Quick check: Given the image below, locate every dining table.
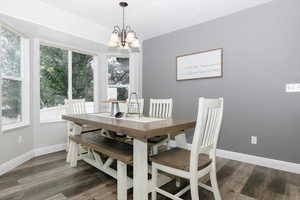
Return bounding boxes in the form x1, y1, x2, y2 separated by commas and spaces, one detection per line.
62, 113, 196, 200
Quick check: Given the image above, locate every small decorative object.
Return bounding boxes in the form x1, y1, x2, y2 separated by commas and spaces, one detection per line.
176, 48, 223, 81
107, 2, 140, 49
103, 99, 126, 116
115, 112, 123, 118
127, 92, 141, 117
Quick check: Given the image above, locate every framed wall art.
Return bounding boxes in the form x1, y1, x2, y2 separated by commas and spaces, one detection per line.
176, 48, 223, 81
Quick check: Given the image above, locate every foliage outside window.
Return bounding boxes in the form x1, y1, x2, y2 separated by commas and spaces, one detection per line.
40, 46, 68, 109
40, 45, 94, 122
107, 57, 129, 101
72, 52, 94, 101
0, 26, 25, 127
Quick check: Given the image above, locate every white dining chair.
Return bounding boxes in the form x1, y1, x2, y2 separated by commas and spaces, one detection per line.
65, 99, 101, 151
151, 97, 224, 200
148, 98, 173, 155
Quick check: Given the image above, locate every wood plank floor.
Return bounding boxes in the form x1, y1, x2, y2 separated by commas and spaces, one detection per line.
0, 151, 299, 200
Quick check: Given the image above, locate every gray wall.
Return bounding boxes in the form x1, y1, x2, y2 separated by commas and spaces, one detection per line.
143, 0, 300, 164
0, 127, 34, 164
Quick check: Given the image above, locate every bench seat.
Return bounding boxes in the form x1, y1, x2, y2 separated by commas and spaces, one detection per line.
69, 132, 133, 164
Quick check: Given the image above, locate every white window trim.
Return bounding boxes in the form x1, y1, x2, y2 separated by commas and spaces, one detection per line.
39, 42, 97, 123
1, 27, 30, 133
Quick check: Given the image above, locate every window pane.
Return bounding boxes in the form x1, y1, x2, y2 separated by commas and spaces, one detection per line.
0, 26, 21, 77
40, 45, 68, 109
108, 57, 129, 100
2, 79, 22, 125
72, 52, 94, 102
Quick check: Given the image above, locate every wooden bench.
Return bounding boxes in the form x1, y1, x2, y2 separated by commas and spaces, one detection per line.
69, 132, 133, 200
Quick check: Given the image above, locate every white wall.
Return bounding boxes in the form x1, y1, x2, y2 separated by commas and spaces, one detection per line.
36, 123, 67, 149
0, 127, 34, 164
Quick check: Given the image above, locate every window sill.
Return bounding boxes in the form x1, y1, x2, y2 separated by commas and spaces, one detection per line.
40, 119, 66, 124
2, 122, 31, 133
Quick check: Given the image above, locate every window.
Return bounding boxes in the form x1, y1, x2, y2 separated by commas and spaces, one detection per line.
107, 57, 129, 100
72, 51, 94, 101
0, 25, 30, 130
40, 44, 94, 122
40, 45, 68, 109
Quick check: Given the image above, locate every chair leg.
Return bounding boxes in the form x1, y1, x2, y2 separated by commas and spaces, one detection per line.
152, 164, 158, 200
210, 163, 221, 200
69, 142, 79, 167
175, 177, 181, 188
167, 134, 171, 150
66, 135, 69, 152
117, 161, 127, 200
152, 145, 158, 155
190, 177, 199, 200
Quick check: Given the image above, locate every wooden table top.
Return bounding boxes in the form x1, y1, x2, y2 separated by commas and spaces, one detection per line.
62, 113, 196, 142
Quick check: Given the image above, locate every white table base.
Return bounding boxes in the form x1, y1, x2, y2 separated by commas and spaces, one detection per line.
66, 122, 173, 200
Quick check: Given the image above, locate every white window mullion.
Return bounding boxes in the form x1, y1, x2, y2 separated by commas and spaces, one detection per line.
93, 55, 100, 112
22, 38, 30, 125
0, 74, 2, 133
68, 50, 72, 100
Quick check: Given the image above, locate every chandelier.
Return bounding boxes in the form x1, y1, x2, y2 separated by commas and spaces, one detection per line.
107, 2, 140, 49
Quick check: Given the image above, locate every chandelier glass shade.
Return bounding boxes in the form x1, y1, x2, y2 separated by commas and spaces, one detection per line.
108, 2, 140, 49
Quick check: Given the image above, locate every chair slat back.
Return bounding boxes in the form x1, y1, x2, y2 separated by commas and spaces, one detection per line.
149, 98, 173, 118
65, 99, 87, 115
190, 97, 224, 171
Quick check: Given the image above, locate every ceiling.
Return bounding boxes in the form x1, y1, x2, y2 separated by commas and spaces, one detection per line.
0, 13, 108, 53
40, 0, 272, 40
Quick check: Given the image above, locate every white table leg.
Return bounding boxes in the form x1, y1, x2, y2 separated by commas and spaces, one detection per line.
133, 139, 148, 200
117, 161, 127, 200
66, 123, 82, 167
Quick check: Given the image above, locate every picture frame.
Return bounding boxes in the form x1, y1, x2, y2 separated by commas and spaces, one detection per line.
176, 48, 223, 81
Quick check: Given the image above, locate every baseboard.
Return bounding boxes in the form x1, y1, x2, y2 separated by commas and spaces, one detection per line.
216, 149, 300, 175
169, 140, 300, 174
2, 141, 300, 176
0, 150, 34, 176
34, 143, 66, 157
0, 143, 66, 176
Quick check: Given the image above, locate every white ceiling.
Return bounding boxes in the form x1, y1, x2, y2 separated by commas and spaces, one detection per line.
40, 0, 272, 40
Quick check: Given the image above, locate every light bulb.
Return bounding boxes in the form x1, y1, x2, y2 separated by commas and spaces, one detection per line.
131, 39, 140, 48
110, 32, 119, 42
126, 32, 135, 43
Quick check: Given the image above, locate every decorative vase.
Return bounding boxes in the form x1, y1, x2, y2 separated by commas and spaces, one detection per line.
111, 101, 120, 116
127, 92, 141, 117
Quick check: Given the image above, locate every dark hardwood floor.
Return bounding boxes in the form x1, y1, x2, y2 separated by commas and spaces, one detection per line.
0, 151, 299, 200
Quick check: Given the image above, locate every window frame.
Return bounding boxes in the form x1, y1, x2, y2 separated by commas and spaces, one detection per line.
39, 41, 97, 123
0, 25, 30, 132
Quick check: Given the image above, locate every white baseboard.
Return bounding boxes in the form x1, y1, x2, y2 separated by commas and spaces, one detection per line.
0, 150, 34, 176
216, 149, 300, 175
34, 143, 66, 157
169, 140, 300, 174
0, 143, 66, 176
2, 141, 300, 176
